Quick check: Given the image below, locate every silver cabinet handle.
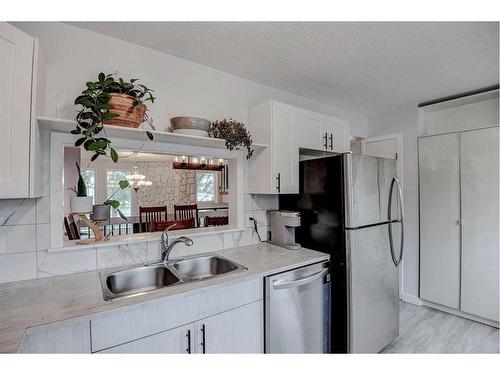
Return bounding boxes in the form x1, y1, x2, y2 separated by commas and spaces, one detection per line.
388, 176, 404, 267
272, 268, 329, 290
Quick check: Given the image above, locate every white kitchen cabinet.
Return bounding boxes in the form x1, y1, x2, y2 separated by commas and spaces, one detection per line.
248, 100, 298, 194
293, 110, 350, 153
294, 109, 325, 151
99, 323, 194, 354
323, 115, 350, 153
91, 277, 262, 351
248, 100, 351, 194
460, 127, 499, 323
419, 133, 461, 309
194, 300, 263, 354
21, 321, 91, 353
0, 22, 44, 198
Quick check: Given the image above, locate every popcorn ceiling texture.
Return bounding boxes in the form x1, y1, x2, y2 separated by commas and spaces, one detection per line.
135, 158, 196, 215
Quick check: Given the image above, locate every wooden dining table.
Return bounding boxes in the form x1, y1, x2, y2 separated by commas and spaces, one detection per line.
78, 203, 229, 237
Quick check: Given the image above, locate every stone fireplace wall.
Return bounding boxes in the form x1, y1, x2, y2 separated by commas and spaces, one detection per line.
135, 158, 196, 215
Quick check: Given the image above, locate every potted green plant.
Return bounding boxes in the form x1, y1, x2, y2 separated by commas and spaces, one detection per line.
71, 72, 156, 163
90, 180, 131, 221
68, 162, 93, 214
208, 119, 254, 159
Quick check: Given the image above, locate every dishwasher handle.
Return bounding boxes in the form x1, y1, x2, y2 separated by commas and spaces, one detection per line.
272, 268, 329, 290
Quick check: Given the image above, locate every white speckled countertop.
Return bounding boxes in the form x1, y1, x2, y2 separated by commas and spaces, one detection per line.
0, 243, 329, 353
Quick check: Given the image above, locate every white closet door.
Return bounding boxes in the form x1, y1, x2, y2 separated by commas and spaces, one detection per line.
419, 133, 461, 309
460, 127, 499, 323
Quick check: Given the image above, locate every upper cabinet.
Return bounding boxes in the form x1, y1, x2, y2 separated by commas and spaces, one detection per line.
247, 100, 350, 194
295, 109, 325, 150
323, 115, 350, 153
247, 101, 299, 194
0, 23, 44, 199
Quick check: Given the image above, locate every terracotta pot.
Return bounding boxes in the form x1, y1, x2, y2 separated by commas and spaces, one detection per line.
104, 93, 147, 128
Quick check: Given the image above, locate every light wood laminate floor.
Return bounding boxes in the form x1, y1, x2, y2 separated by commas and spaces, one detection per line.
381, 302, 499, 353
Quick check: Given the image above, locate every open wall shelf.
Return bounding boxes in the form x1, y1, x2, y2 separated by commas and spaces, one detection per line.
37, 117, 268, 151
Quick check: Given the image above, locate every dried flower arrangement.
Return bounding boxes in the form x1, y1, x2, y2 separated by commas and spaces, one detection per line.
208, 119, 254, 159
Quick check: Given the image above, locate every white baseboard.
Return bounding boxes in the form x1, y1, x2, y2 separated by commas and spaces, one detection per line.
401, 293, 422, 306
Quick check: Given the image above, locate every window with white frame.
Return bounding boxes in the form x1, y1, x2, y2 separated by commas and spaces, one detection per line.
196, 171, 217, 203
82, 169, 95, 204
106, 170, 132, 217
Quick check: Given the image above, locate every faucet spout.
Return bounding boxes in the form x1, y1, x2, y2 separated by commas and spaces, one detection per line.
161, 236, 193, 263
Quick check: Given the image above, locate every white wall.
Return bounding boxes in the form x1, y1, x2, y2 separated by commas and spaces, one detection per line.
367, 104, 420, 304
12, 22, 367, 137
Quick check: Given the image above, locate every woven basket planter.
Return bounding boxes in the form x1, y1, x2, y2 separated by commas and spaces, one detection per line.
104, 93, 147, 128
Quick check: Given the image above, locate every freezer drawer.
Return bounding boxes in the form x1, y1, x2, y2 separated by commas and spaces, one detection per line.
265, 261, 331, 353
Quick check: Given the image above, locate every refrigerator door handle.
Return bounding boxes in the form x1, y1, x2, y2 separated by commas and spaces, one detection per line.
388, 176, 404, 267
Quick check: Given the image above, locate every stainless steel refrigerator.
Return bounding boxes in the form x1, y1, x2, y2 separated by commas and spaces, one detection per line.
279, 153, 404, 353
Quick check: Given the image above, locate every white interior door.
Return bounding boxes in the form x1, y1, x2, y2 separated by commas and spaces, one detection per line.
418, 133, 461, 309
0, 22, 34, 198
460, 127, 499, 323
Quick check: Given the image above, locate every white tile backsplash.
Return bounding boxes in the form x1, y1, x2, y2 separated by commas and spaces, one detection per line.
96, 243, 147, 269
36, 224, 51, 251
187, 233, 225, 256
0, 224, 37, 255
252, 194, 279, 211
0, 199, 36, 226
0, 193, 281, 283
35, 196, 51, 224
37, 248, 97, 278
0, 252, 37, 283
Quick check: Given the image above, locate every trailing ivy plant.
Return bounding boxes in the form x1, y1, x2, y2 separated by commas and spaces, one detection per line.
208, 119, 254, 159
71, 72, 156, 163
104, 180, 130, 220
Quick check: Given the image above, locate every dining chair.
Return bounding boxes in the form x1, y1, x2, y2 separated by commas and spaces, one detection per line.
150, 218, 196, 232
64, 215, 80, 240
205, 215, 229, 227
174, 204, 199, 227
139, 206, 168, 232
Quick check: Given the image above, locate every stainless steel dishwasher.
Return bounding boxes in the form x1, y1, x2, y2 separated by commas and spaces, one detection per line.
265, 261, 331, 353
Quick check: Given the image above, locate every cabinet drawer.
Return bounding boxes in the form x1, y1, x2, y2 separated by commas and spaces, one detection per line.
21, 320, 91, 353
98, 323, 194, 354
91, 277, 262, 351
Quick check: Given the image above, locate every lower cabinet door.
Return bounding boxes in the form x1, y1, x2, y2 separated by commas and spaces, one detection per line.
194, 300, 263, 354
21, 321, 91, 353
98, 323, 194, 353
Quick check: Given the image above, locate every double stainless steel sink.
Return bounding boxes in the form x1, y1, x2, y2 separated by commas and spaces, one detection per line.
99, 254, 247, 301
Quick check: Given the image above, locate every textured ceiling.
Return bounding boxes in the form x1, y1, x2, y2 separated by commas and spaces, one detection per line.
68, 22, 499, 114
